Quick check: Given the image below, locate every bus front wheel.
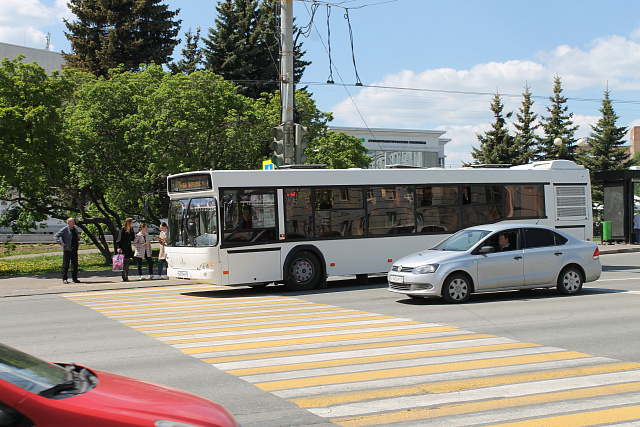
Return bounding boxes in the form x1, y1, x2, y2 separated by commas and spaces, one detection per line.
284, 251, 322, 291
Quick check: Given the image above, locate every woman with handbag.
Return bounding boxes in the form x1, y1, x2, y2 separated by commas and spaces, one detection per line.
115, 218, 135, 282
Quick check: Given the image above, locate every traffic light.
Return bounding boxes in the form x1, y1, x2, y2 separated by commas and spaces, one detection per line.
270, 125, 285, 166
294, 124, 308, 164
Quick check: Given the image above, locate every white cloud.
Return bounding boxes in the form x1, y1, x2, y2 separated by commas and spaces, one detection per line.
331, 30, 640, 166
0, 0, 70, 50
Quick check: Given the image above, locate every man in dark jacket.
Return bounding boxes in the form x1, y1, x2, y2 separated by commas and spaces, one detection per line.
54, 218, 82, 284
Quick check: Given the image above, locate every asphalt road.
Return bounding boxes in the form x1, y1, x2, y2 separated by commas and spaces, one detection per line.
1, 250, 639, 426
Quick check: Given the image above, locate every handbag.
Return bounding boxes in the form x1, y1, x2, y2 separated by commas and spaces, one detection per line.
112, 254, 125, 272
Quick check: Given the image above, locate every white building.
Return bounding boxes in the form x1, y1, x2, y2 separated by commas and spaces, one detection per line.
0, 42, 65, 75
329, 126, 449, 169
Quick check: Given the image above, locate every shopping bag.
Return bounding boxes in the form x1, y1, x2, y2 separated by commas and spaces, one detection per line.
112, 254, 124, 272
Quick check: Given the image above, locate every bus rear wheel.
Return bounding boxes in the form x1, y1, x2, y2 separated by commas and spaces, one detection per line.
284, 251, 322, 291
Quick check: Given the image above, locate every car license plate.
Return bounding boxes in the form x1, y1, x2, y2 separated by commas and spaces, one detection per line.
177, 270, 189, 279
389, 275, 404, 284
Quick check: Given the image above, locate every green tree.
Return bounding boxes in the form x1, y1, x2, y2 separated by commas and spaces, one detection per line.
512, 84, 538, 164
538, 76, 579, 160
575, 90, 630, 204
202, 0, 309, 99
470, 93, 515, 165
63, 0, 181, 77
168, 27, 203, 75
0, 57, 108, 249
306, 132, 371, 169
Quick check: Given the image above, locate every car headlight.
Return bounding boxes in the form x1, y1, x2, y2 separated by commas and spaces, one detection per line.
413, 264, 438, 274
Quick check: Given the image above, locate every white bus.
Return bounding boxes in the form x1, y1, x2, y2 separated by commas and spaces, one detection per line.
165, 160, 593, 291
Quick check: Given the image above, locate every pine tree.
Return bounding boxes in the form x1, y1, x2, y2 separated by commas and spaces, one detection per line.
470, 93, 516, 165
538, 76, 579, 161
202, 0, 309, 99
63, 0, 181, 77
576, 90, 630, 204
168, 27, 203, 75
512, 84, 537, 164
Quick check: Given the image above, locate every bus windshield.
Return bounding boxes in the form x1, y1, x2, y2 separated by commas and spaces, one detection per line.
168, 197, 218, 247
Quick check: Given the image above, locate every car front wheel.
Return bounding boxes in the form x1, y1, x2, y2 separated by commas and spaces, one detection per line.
442, 273, 471, 303
557, 266, 583, 295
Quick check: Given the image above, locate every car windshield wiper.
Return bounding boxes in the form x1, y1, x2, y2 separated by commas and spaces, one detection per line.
39, 364, 92, 398
39, 379, 76, 397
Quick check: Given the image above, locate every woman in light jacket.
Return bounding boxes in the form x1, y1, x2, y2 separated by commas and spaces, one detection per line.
157, 222, 168, 279
134, 223, 154, 280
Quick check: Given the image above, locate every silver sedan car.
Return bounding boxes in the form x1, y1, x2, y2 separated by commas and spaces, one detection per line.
388, 224, 602, 303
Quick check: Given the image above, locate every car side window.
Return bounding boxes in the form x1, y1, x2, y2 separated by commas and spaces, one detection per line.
552, 231, 568, 245
523, 228, 556, 248
482, 229, 519, 252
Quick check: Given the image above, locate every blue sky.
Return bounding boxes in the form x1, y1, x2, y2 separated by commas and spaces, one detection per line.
3, 0, 640, 166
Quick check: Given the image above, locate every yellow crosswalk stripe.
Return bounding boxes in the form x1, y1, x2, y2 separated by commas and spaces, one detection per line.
132, 308, 370, 329
291, 361, 640, 408
487, 404, 640, 427
200, 333, 493, 363
180, 325, 458, 354
332, 382, 640, 427
256, 351, 591, 391
228, 342, 540, 376
148, 314, 396, 337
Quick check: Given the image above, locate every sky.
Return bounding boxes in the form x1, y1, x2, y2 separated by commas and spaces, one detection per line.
3, 0, 640, 166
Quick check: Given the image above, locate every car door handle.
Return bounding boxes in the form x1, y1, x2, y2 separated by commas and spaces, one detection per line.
554, 252, 563, 256
513, 255, 522, 260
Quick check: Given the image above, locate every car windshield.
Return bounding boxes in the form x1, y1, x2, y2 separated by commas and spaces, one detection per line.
0, 343, 67, 394
433, 229, 492, 251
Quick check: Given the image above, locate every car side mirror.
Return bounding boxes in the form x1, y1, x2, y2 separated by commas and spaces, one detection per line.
478, 246, 495, 254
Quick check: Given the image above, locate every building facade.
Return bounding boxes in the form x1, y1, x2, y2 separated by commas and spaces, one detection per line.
0, 42, 65, 74
328, 126, 449, 169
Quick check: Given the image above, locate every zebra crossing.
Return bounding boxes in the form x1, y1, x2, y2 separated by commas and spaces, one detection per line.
64, 284, 640, 426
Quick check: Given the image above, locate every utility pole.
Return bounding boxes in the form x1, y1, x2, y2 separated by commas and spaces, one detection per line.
280, 0, 295, 165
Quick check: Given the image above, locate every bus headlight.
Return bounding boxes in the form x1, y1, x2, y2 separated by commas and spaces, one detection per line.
413, 264, 438, 274
199, 263, 215, 270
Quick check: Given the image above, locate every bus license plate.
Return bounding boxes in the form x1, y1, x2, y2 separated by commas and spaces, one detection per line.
389, 275, 404, 284
177, 270, 189, 279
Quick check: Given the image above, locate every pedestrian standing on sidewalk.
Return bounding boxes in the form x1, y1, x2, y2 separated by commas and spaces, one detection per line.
54, 218, 82, 284
134, 223, 154, 280
634, 212, 640, 244
115, 218, 135, 282
157, 222, 169, 279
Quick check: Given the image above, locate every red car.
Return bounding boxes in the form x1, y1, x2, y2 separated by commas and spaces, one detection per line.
0, 343, 239, 427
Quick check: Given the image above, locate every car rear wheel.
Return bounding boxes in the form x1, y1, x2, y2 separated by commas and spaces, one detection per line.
557, 266, 583, 295
442, 273, 471, 303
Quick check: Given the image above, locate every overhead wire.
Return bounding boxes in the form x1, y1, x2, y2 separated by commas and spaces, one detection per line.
300, 0, 382, 140
343, 9, 362, 86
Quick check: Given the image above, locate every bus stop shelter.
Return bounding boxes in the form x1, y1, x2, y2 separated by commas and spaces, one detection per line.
594, 169, 640, 243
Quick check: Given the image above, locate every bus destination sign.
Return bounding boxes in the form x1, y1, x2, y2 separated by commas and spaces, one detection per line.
169, 174, 212, 193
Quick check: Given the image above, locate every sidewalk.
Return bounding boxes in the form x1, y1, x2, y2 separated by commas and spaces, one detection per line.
596, 241, 640, 255
0, 269, 177, 298
0, 242, 638, 298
